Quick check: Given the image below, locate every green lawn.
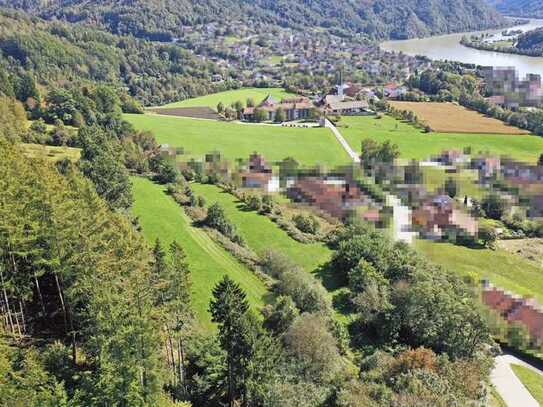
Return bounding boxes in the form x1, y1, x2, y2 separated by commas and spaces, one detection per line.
125, 114, 350, 166
422, 167, 484, 199
511, 364, 543, 404
190, 183, 332, 275
158, 87, 296, 109
131, 177, 268, 328
417, 240, 543, 303
340, 115, 543, 163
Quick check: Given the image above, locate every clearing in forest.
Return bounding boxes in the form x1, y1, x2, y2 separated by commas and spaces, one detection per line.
131, 177, 268, 328
388, 101, 530, 134
19, 143, 81, 163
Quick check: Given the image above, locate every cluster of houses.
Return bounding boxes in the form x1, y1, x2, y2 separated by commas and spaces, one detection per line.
483, 282, 543, 345
483, 67, 543, 108
239, 82, 401, 123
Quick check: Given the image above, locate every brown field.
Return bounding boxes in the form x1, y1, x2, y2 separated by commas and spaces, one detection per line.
146, 106, 220, 120
389, 101, 531, 135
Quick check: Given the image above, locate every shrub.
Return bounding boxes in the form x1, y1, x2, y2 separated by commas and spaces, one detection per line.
203, 203, 244, 245
292, 213, 320, 235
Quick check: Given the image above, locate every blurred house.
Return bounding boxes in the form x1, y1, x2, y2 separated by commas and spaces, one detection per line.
412, 195, 478, 239
483, 282, 543, 345
240, 153, 279, 192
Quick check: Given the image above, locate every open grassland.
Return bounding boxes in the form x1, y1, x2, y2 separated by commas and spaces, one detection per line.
158, 87, 296, 109
422, 167, 484, 199
131, 177, 268, 329
19, 143, 81, 162
340, 115, 543, 163
417, 240, 543, 303
511, 364, 543, 404
125, 114, 350, 166
190, 183, 332, 274
388, 101, 530, 135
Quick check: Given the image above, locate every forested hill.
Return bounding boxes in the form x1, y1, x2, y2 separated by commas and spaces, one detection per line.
517, 27, 543, 53
486, 0, 543, 19
0, 0, 506, 40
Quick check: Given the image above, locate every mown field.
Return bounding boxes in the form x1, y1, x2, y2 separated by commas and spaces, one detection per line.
131, 177, 269, 328
19, 143, 81, 162
158, 87, 296, 109
388, 101, 530, 135
417, 240, 543, 304
422, 166, 484, 199
125, 113, 350, 166
511, 364, 543, 404
190, 183, 332, 275
340, 115, 543, 163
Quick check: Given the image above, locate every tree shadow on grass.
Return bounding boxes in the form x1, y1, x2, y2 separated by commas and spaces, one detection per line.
314, 261, 347, 292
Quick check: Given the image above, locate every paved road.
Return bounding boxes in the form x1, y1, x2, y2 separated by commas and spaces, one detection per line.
324, 119, 360, 163
492, 353, 543, 407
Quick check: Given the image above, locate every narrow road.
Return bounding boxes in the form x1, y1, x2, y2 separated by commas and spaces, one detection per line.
324, 119, 360, 163
492, 353, 542, 406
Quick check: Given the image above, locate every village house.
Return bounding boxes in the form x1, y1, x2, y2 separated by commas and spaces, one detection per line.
240, 153, 279, 192
412, 195, 478, 240
482, 282, 543, 345
286, 176, 375, 220
240, 95, 313, 122
383, 82, 408, 99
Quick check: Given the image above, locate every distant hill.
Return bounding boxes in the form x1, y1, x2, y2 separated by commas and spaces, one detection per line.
0, 0, 507, 40
486, 0, 543, 18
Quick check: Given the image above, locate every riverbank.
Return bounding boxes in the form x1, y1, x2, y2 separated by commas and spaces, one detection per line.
381, 18, 543, 78
460, 38, 543, 58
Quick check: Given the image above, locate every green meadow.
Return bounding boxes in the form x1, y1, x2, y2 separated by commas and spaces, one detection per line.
511, 364, 543, 404
341, 115, 543, 163
125, 113, 350, 166
417, 240, 543, 303
190, 183, 332, 274
131, 177, 268, 328
158, 87, 296, 109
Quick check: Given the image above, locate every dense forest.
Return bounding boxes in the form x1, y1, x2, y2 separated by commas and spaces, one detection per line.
0, 9, 237, 106
486, 0, 543, 19
1, 0, 506, 40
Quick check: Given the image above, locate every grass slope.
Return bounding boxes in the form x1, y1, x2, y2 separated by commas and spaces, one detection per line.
190, 183, 332, 274
511, 364, 543, 404
125, 114, 350, 166
340, 115, 543, 163
417, 240, 543, 303
131, 177, 268, 328
19, 143, 81, 163
158, 88, 296, 109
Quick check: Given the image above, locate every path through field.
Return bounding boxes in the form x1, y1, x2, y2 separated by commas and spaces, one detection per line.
492, 353, 543, 407
327, 119, 415, 243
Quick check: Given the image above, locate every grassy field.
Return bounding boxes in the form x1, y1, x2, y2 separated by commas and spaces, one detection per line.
125, 114, 350, 166
131, 177, 268, 328
19, 143, 81, 163
340, 115, 543, 163
417, 240, 543, 303
190, 183, 332, 275
511, 364, 543, 404
158, 87, 296, 109
422, 167, 484, 199
388, 102, 530, 135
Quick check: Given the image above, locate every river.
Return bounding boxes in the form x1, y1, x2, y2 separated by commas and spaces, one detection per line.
381, 18, 543, 79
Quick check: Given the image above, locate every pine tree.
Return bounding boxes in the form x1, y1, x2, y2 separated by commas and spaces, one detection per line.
209, 275, 254, 407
